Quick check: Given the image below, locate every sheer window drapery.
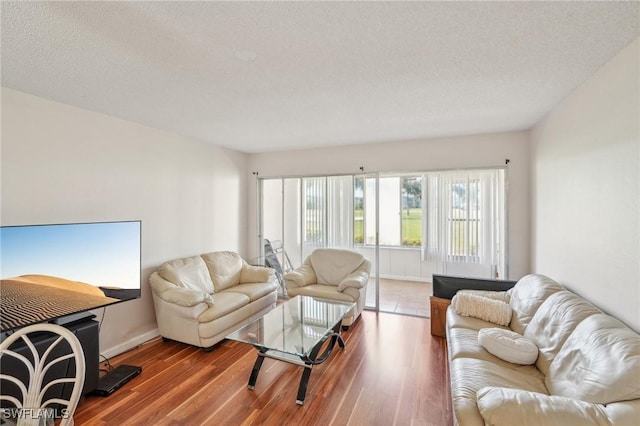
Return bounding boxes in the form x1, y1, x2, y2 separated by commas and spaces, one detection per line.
422, 169, 505, 276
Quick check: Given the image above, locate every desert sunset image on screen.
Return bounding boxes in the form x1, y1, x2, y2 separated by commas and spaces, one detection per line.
0, 221, 141, 300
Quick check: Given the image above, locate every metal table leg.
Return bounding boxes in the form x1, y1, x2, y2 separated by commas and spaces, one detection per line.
246, 320, 347, 405
248, 349, 267, 390
295, 320, 346, 405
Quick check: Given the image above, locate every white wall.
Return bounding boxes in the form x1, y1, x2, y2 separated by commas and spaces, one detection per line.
247, 130, 531, 280
1, 88, 249, 356
531, 38, 640, 331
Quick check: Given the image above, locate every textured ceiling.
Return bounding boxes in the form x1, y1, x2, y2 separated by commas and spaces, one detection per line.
2, 2, 639, 153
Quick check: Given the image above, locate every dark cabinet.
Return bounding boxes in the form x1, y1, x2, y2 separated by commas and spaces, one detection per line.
0, 318, 99, 405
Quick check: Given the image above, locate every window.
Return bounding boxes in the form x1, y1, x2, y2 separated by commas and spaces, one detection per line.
354, 175, 423, 247
354, 177, 364, 244
448, 178, 480, 259
401, 176, 422, 247
353, 176, 378, 246
424, 169, 505, 275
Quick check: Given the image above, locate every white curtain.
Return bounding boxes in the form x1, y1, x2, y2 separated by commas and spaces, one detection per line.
283, 178, 302, 268
422, 169, 505, 276
378, 177, 401, 246
301, 176, 354, 252
327, 175, 354, 248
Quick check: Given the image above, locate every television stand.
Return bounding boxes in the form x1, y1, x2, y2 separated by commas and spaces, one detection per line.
53, 310, 96, 327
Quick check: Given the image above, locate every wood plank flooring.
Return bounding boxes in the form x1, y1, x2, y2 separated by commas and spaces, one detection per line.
74, 311, 452, 426
367, 279, 432, 317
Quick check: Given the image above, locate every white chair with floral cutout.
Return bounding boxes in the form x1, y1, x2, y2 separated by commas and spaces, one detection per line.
0, 323, 85, 426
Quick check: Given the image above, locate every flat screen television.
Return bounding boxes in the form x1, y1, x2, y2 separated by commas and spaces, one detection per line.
0, 220, 141, 332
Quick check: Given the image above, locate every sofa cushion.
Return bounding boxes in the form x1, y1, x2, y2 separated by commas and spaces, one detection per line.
286, 284, 356, 303
546, 314, 640, 404
604, 400, 640, 425
198, 291, 250, 322
157, 256, 215, 294
309, 248, 364, 286
524, 290, 602, 375
450, 357, 547, 399
508, 274, 564, 335
450, 357, 547, 426
198, 303, 253, 341
246, 289, 278, 316
448, 327, 518, 367
202, 251, 243, 291
240, 264, 274, 284
452, 292, 512, 326
446, 306, 511, 332
477, 387, 611, 426
478, 328, 538, 365
230, 282, 278, 302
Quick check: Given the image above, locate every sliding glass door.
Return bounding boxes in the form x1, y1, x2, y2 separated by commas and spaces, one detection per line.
259, 178, 302, 274
259, 174, 380, 311
259, 168, 506, 316
355, 174, 378, 311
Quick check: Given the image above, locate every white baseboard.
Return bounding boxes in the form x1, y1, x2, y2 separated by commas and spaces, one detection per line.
377, 274, 430, 283
101, 328, 160, 360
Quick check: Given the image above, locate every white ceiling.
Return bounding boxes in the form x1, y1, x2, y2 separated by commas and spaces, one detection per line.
2, 2, 639, 154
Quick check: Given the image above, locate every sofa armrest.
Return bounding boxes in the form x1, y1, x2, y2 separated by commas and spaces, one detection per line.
150, 272, 213, 307
240, 262, 275, 283
158, 287, 213, 307
477, 387, 612, 426
337, 269, 369, 292
284, 262, 316, 289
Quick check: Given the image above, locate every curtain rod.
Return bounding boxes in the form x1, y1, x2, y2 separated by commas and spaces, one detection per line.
254, 163, 510, 180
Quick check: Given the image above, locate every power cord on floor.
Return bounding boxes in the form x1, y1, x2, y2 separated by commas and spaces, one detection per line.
99, 353, 114, 373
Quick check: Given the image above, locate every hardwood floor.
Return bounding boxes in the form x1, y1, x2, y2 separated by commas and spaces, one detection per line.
366, 279, 432, 317
74, 311, 452, 425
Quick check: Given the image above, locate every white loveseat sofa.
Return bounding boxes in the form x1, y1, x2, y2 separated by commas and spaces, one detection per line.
150, 251, 278, 350
447, 274, 640, 426
284, 248, 370, 327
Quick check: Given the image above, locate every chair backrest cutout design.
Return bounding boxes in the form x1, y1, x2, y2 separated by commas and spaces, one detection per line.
0, 323, 85, 426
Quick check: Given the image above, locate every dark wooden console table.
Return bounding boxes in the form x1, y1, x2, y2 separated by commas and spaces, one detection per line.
430, 274, 517, 337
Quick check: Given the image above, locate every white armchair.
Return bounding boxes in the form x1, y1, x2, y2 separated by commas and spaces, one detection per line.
284, 248, 370, 327
150, 251, 278, 350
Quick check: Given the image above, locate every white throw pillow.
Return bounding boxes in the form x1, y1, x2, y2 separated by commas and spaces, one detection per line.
478, 328, 538, 365
452, 292, 512, 326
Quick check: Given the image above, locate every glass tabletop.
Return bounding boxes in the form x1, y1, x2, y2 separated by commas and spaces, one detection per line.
226, 295, 354, 358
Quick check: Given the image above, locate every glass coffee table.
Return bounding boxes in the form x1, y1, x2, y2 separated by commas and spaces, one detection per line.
226, 295, 355, 405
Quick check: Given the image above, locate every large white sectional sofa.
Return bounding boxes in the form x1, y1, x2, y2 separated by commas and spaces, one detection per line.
150, 251, 278, 350
446, 274, 640, 426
